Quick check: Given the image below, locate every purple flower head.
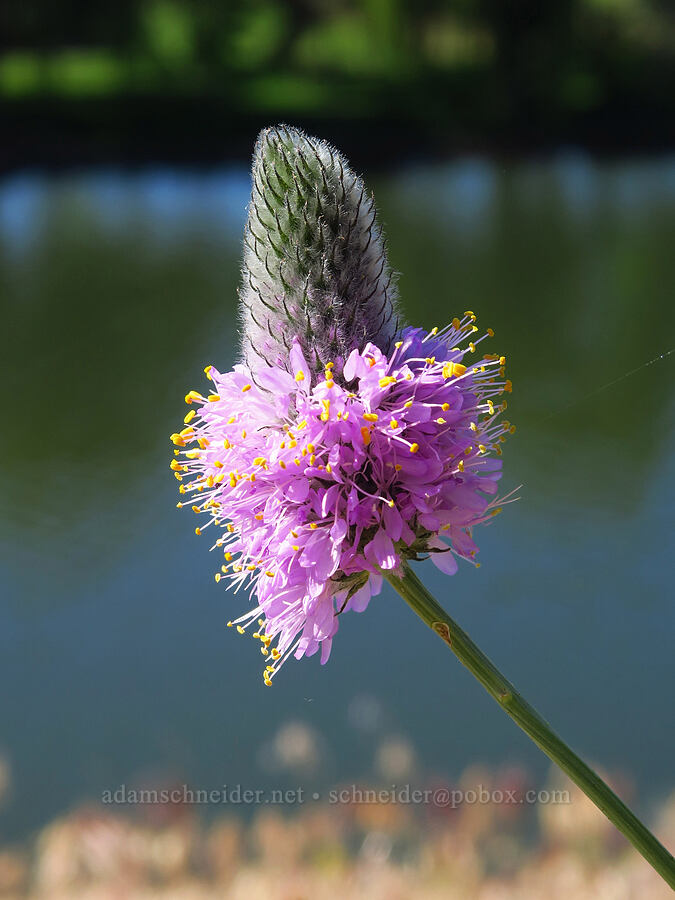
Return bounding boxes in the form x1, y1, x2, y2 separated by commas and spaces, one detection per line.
171, 316, 514, 684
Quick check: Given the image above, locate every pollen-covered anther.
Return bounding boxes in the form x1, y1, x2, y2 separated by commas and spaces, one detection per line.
443, 362, 466, 379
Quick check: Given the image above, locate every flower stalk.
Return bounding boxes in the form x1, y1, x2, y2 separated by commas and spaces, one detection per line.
384, 562, 675, 888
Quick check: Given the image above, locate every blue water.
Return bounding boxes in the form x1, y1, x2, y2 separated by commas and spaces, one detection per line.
1, 156, 674, 839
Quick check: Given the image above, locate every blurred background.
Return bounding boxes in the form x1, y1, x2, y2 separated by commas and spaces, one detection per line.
1, 1, 674, 896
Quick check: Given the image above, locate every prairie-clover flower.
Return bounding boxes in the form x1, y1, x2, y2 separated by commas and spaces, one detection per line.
171, 127, 513, 684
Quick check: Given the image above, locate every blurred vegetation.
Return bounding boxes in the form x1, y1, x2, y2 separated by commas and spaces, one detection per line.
1, 0, 674, 169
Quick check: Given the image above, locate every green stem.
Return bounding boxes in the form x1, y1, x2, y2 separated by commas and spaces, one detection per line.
384, 562, 675, 888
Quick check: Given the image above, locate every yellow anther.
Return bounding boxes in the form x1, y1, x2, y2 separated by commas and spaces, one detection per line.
457, 460, 464, 472
241, 430, 247, 439
464, 309, 474, 316
279, 460, 286, 469
504, 380, 513, 393
191, 504, 201, 513
436, 417, 446, 425
306, 443, 315, 453
387, 499, 395, 508
237, 625, 245, 634
241, 384, 252, 392
441, 402, 450, 411
390, 419, 398, 428
170, 459, 182, 471
176, 502, 183, 508
363, 412, 379, 422
266, 571, 274, 577
215, 573, 221, 583
443, 362, 466, 379
430, 326, 438, 335
184, 410, 196, 425
309, 523, 318, 530
179, 485, 186, 494
325, 463, 332, 473
404, 400, 413, 408
271, 648, 281, 659
253, 456, 266, 466
478, 444, 487, 453
491, 507, 503, 516
204, 364, 213, 377
309, 454, 316, 465
360, 426, 371, 446
185, 390, 204, 404
227, 621, 233, 627
288, 439, 297, 448
410, 443, 419, 454
229, 473, 237, 488
195, 527, 201, 536
255, 514, 264, 521
395, 341, 403, 348
295, 370, 305, 382
487, 327, 495, 337
452, 317, 461, 329
465, 446, 473, 455
499, 356, 506, 366
470, 422, 477, 431
509, 424, 517, 434
468, 343, 476, 353
208, 394, 220, 402
325, 361, 334, 369
395, 464, 402, 471
227, 415, 236, 424
378, 376, 396, 388
292, 544, 300, 551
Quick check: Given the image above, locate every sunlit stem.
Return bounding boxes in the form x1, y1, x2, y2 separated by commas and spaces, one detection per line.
383, 561, 675, 888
